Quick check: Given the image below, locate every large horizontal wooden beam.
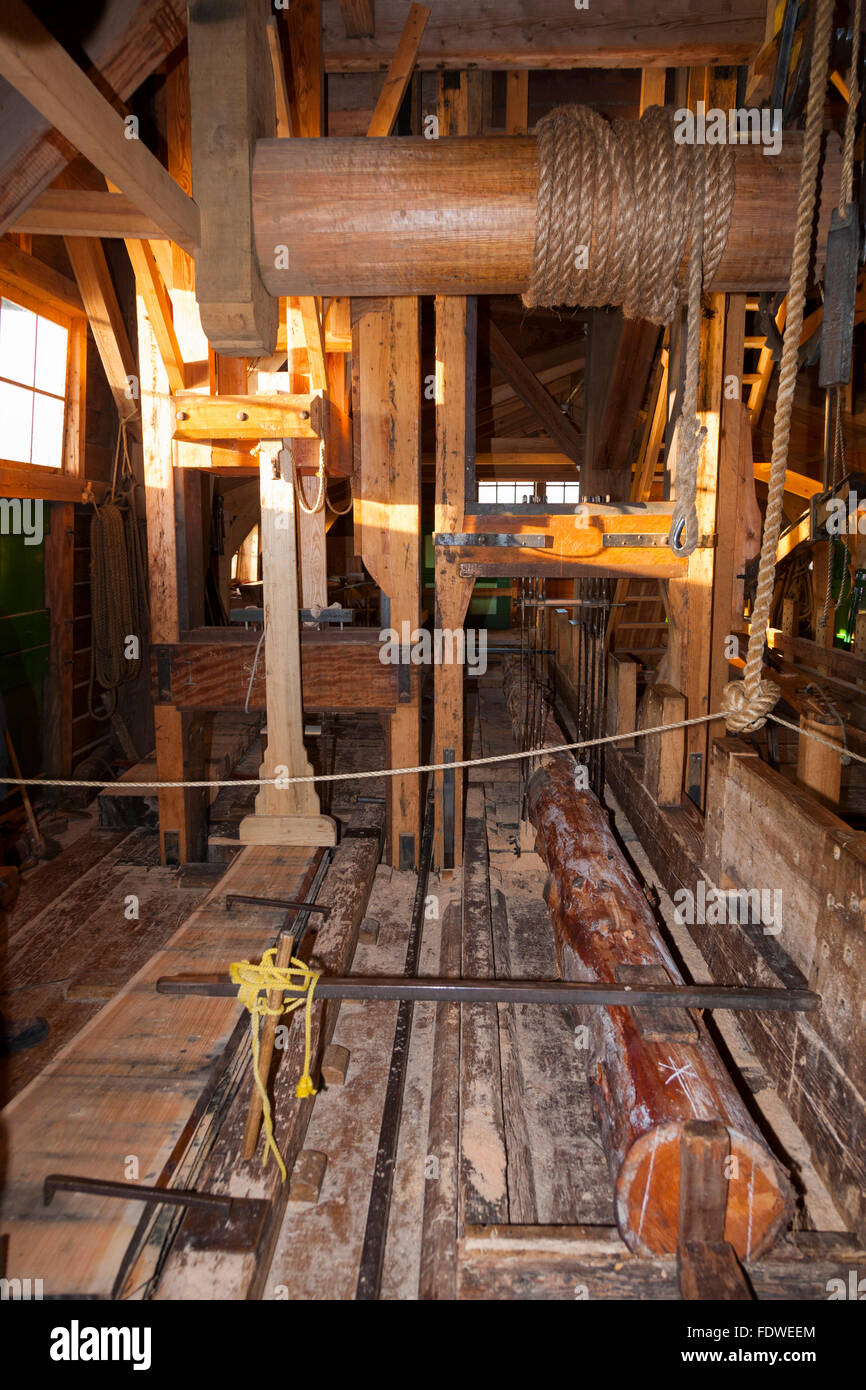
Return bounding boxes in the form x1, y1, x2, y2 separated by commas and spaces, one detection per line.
320, 0, 765, 70
0, 0, 200, 252
152, 630, 412, 711
253, 134, 840, 298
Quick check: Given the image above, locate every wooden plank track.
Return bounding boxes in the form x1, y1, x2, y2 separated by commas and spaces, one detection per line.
0, 843, 323, 1296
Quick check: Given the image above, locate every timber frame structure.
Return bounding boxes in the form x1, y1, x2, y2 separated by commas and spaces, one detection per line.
0, 0, 865, 1330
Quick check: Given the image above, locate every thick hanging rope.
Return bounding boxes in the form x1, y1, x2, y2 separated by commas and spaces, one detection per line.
88, 414, 149, 720
722, 0, 836, 733
230, 948, 321, 1181
325, 474, 354, 516
669, 143, 708, 556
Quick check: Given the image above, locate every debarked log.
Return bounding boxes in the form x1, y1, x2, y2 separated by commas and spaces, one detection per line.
527, 752, 793, 1259
253, 133, 841, 298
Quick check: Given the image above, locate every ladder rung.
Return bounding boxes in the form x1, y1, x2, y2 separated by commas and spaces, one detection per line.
746, 297, 759, 311
617, 622, 668, 630
744, 336, 764, 349
742, 373, 762, 385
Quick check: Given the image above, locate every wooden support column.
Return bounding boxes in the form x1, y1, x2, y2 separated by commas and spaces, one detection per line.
353, 298, 422, 867
237, 426, 335, 847
665, 292, 726, 809
709, 295, 748, 712
434, 295, 476, 871
137, 296, 206, 865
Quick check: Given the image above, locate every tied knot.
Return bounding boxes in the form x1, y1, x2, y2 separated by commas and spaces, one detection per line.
721, 679, 781, 734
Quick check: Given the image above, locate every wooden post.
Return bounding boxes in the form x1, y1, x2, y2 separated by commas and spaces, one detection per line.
641, 682, 686, 807
137, 295, 206, 864
796, 713, 843, 808
434, 295, 476, 871
606, 653, 637, 750
237, 431, 336, 847
352, 298, 422, 867
709, 294, 747, 714
666, 292, 726, 809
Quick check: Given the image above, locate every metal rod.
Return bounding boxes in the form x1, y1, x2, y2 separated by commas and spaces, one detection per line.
44, 1173, 233, 1213
155, 974, 819, 1013
224, 894, 331, 917
356, 788, 436, 1301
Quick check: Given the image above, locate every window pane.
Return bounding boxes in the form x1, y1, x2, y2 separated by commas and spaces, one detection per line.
35, 316, 68, 395
478, 481, 498, 502
563, 482, 581, 502
0, 298, 37, 387
0, 379, 33, 462
31, 391, 64, 468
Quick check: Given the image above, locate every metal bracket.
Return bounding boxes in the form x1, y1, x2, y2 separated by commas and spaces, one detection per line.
602, 533, 715, 550
436, 533, 554, 548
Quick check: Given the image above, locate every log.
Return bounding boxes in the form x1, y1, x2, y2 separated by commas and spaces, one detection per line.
527, 752, 793, 1260
253, 132, 840, 298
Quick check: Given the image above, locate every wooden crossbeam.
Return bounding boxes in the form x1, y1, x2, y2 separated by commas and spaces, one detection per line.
0, 236, 83, 314
10, 189, 165, 241
0, 0, 199, 252
125, 239, 186, 396
63, 237, 138, 420
487, 321, 583, 465
366, 3, 430, 137
172, 393, 323, 442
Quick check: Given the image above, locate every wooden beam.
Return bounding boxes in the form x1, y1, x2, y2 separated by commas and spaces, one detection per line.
321, 3, 766, 70
125, 238, 185, 396
254, 134, 841, 298
137, 291, 205, 864
0, 0, 199, 251
434, 295, 476, 871
0, 0, 186, 234
152, 633, 405, 711
188, 0, 277, 355
709, 296, 747, 720
0, 237, 83, 315
365, 4, 430, 137
505, 71, 529, 134
63, 237, 137, 420
238, 443, 335, 847
172, 392, 322, 442
10, 190, 165, 241
487, 320, 582, 466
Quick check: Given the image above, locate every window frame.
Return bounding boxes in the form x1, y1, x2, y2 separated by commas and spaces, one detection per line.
0, 271, 86, 494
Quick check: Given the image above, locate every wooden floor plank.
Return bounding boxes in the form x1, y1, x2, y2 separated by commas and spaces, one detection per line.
0, 842, 321, 1297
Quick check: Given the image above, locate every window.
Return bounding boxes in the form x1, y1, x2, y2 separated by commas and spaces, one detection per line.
545, 481, 581, 503
477, 480, 536, 504
0, 297, 68, 469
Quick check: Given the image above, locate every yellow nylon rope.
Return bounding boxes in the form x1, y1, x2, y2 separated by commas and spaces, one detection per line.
229, 949, 321, 1181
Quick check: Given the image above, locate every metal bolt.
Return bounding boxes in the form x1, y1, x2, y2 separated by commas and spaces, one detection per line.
236, 411, 249, 422
300, 410, 310, 420
176, 410, 188, 421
